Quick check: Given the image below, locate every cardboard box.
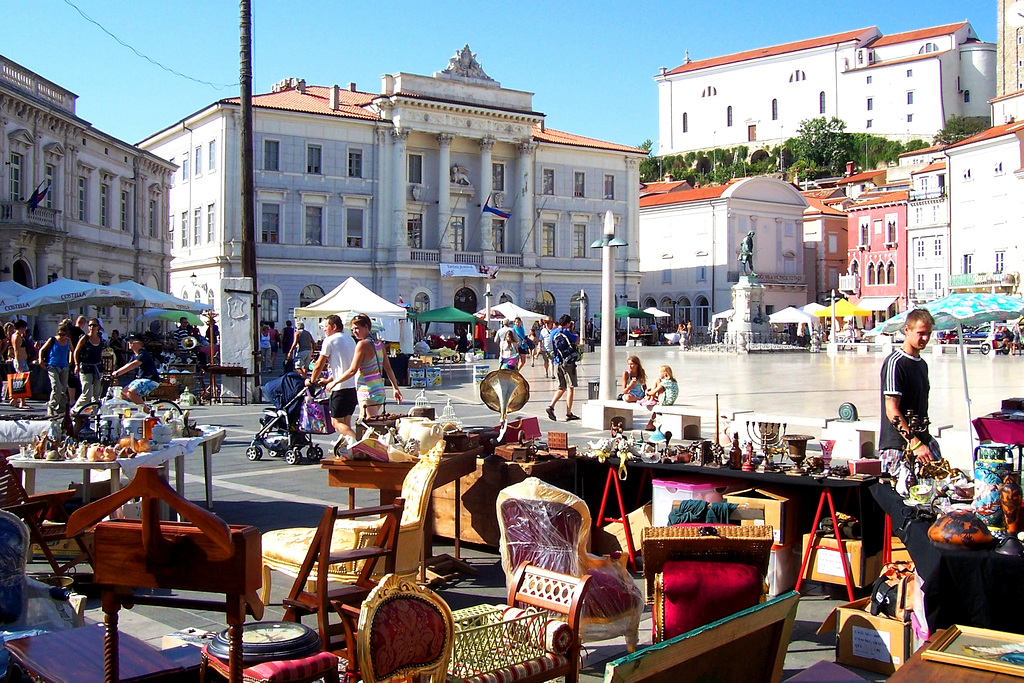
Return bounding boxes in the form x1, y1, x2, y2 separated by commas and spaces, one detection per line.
725, 487, 798, 546
818, 597, 913, 675
849, 459, 882, 476
767, 543, 800, 597
591, 504, 652, 557
426, 366, 442, 386
800, 533, 881, 588
651, 477, 732, 527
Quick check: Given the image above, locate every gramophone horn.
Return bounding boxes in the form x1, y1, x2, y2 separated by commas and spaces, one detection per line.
479, 369, 530, 438
181, 335, 198, 350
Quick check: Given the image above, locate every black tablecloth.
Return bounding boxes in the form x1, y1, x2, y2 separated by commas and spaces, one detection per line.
870, 482, 1024, 634
575, 458, 885, 556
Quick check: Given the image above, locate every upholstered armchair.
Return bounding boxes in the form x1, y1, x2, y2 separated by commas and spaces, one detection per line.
261, 443, 443, 604
496, 477, 644, 652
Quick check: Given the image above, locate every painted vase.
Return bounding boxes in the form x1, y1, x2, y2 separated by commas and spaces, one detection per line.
973, 458, 1012, 527
999, 474, 1023, 534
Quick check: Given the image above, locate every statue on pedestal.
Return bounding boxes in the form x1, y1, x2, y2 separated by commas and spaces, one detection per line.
738, 230, 756, 277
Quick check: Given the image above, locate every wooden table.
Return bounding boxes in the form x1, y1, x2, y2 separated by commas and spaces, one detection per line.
888, 629, 1020, 682
322, 448, 481, 582
206, 364, 252, 405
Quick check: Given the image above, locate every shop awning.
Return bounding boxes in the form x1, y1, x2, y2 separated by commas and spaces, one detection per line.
854, 296, 898, 312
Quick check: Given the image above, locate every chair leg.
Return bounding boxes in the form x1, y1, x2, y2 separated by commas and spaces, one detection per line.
260, 564, 272, 605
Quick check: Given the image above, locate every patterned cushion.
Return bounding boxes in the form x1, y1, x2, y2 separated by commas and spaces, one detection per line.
369, 596, 448, 680
202, 645, 339, 683
448, 653, 569, 683
498, 607, 574, 655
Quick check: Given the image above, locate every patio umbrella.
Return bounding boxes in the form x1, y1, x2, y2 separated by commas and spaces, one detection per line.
0, 280, 29, 303
768, 306, 816, 325
116, 281, 212, 312
811, 299, 871, 319
800, 303, 827, 315
139, 309, 203, 326
474, 302, 547, 322
413, 306, 482, 325
1, 278, 135, 316
643, 307, 671, 318
879, 293, 1024, 454
595, 306, 655, 319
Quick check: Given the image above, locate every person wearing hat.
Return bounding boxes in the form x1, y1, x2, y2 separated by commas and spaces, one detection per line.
111, 335, 161, 405
71, 318, 106, 414
288, 321, 314, 373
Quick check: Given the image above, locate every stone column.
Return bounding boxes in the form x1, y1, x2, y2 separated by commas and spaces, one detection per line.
437, 134, 453, 249
517, 142, 536, 255
35, 247, 49, 286
478, 136, 494, 251
391, 129, 409, 248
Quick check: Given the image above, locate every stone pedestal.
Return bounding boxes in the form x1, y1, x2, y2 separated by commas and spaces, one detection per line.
218, 277, 255, 402
582, 400, 636, 431
727, 276, 770, 352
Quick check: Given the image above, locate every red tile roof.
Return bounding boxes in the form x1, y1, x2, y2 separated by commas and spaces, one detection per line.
849, 190, 909, 209
804, 197, 847, 216
641, 180, 692, 195
944, 120, 1024, 150
665, 27, 875, 76
991, 87, 1024, 103
639, 182, 739, 208
532, 126, 646, 154
222, 85, 378, 121
899, 143, 945, 158
802, 188, 846, 199
837, 169, 886, 185
911, 160, 946, 175
869, 21, 969, 47
850, 50, 951, 71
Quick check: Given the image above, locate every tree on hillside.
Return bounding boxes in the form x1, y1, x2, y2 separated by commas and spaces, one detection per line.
638, 139, 662, 182
790, 117, 854, 176
934, 115, 990, 145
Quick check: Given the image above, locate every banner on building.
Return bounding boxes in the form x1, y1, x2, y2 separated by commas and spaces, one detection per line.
439, 263, 500, 279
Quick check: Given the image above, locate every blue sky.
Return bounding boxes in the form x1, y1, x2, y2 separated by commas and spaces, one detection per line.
4, 0, 996, 149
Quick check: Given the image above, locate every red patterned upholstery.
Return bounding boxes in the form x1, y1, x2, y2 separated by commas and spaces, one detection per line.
201, 644, 340, 683
657, 560, 764, 640
367, 597, 449, 680
497, 607, 574, 655
449, 653, 570, 683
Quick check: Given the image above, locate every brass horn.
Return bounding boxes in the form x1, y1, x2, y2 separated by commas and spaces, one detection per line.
479, 369, 530, 438
181, 335, 198, 351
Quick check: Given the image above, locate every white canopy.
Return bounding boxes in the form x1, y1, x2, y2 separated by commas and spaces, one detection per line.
115, 281, 212, 312
643, 306, 672, 318
293, 277, 408, 343
711, 308, 734, 321
768, 306, 816, 325
1, 278, 134, 316
475, 301, 547, 322
800, 303, 827, 315
0, 281, 29, 302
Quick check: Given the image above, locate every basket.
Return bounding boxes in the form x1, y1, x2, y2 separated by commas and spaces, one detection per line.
641, 525, 774, 603
448, 604, 545, 678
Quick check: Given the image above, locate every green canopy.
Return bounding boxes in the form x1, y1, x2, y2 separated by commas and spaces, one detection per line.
596, 305, 655, 320
139, 309, 202, 326
412, 306, 482, 325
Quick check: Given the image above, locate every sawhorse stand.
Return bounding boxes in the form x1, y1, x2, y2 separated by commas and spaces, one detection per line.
794, 486, 856, 602
594, 462, 652, 572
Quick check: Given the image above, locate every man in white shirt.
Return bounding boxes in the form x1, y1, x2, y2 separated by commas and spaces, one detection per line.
306, 314, 357, 452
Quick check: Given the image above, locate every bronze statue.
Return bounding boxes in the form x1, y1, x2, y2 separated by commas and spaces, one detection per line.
738, 230, 756, 276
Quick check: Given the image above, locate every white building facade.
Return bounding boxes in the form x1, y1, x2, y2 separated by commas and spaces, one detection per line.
656, 22, 994, 156
0, 55, 175, 335
141, 48, 644, 327
907, 159, 950, 304
638, 177, 809, 329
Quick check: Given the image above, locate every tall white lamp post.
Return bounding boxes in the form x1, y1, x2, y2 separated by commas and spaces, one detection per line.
593, 210, 628, 401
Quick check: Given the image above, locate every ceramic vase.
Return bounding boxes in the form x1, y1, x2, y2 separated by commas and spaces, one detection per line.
999, 473, 1022, 534
973, 459, 1012, 527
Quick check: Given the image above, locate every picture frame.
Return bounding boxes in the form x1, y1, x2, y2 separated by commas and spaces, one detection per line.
921, 625, 1024, 677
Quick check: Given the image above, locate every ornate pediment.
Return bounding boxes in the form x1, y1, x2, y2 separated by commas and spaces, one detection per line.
439, 45, 495, 83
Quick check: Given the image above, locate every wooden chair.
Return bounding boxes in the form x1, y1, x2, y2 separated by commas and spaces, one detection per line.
0, 452, 92, 576
279, 500, 403, 679
356, 573, 455, 683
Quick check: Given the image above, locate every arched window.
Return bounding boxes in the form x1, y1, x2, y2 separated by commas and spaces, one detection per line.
260, 289, 279, 324
299, 284, 324, 308
534, 291, 555, 320
771, 99, 778, 121
867, 264, 876, 285
964, 90, 971, 103
919, 42, 939, 54
682, 112, 688, 133
661, 296, 675, 324
850, 261, 859, 276
677, 296, 692, 323
694, 296, 710, 328
789, 70, 806, 82
453, 287, 478, 313
498, 293, 513, 304
887, 262, 896, 285
726, 105, 733, 127
413, 292, 430, 313
819, 91, 826, 114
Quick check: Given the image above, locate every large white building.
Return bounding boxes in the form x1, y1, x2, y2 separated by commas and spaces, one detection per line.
638, 177, 809, 328
0, 55, 175, 333
140, 47, 645, 328
656, 22, 994, 156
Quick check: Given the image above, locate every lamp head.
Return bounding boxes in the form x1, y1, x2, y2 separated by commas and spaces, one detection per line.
190, 272, 198, 287
603, 210, 615, 237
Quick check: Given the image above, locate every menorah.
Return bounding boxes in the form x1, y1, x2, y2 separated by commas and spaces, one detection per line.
890, 411, 930, 467
748, 421, 787, 472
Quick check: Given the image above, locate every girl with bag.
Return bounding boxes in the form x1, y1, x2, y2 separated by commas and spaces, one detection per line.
37, 323, 73, 418
334, 313, 402, 419
8, 321, 29, 409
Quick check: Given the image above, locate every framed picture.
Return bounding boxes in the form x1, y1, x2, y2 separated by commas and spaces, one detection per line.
921, 625, 1024, 677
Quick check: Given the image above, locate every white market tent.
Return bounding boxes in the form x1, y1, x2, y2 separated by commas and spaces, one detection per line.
1, 278, 135, 316
474, 301, 547, 322
711, 308, 734, 321
643, 306, 672, 318
293, 277, 410, 347
800, 303, 827, 315
768, 306, 816, 325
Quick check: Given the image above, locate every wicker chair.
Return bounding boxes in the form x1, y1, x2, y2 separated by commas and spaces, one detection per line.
641, 525, 774, 643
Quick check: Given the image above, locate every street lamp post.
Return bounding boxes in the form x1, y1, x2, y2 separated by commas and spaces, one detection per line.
592, 211, 628, 401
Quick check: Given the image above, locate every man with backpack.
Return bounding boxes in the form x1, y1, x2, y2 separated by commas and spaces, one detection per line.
545, 314, 580, 422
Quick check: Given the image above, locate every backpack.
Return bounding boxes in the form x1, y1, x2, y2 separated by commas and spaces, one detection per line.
552, 330, 579, 365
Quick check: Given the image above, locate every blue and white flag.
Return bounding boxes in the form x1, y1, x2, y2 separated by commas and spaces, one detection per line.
482, 194, 511, 220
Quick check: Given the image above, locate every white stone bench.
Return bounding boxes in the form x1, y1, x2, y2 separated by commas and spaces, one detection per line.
649, 405, 702, 439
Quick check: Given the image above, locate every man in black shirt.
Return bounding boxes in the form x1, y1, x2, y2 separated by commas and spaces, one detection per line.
112, 335, 162, 405
878, 309, 937, 491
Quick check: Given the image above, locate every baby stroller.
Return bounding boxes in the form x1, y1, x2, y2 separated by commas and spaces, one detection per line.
246, 371, 326, 465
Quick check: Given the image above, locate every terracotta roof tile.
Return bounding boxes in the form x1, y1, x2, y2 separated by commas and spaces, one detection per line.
532, 126, 646, 154
222, 85, 378, 121
944, 120, 1024, 150
899, 143, 946, 157
665, 27, 875, 76
911, 160, 946, 175
990, 87, 1024, 103
802, 188, 846, 199
640, 180, 692, 195
849, 189, 908, 209
640, 184, 731, 208
849, 49, 951, 71
804, 197, 847, 216
837, 169, 886, 185
869, 21, 969, 47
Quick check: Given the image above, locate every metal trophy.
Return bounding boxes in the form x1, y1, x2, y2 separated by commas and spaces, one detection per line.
747, 421, 786, 473
782, 434, 813, 474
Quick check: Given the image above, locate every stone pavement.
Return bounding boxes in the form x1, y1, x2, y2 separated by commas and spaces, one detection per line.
29, 343, 1013, 680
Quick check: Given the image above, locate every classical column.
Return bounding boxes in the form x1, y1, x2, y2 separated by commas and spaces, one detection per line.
35, 247, 49, 286
391, 129, 409, 248
517, 142, 536, 254
437, 134, 453, 249
478, 136, 494, 251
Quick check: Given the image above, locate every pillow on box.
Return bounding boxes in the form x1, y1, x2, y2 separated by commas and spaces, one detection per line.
658, 560, 763, 639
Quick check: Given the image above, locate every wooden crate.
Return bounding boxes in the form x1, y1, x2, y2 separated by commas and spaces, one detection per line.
148, 382, 181, 400
547, 431, 568, 451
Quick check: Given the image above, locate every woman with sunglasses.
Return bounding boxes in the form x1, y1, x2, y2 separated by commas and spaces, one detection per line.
37, 323, 72, 418
334, 313, 402, 418
72, 319, 105, 415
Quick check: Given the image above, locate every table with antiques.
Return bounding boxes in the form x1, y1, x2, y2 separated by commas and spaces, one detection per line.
973, 411, 1024, 469
206, 364, 253, 405
321, 447, 481, 582
887, 627, 1024, 683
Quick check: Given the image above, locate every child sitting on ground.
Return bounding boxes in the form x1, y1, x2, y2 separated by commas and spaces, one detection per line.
645, 365, 679, 406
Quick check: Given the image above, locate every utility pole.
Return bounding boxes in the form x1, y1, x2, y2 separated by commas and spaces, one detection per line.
239, 0, 259, 380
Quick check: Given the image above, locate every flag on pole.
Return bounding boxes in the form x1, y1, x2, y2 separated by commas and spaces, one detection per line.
27, 181, 50, 212
482, 194, 511, 220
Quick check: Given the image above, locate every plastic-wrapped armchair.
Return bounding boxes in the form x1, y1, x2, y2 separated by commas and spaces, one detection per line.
496, 477, 643, 652
261, 442, 443, 604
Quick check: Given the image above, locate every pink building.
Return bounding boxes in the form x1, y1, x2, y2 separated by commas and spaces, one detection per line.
842, 190, 909, 321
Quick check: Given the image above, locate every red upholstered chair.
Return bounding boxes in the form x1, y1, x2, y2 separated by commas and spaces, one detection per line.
641, 525, 774, 642
496, 478, 644, 652
356, 573, 454, 683
201, 645, 340, 683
